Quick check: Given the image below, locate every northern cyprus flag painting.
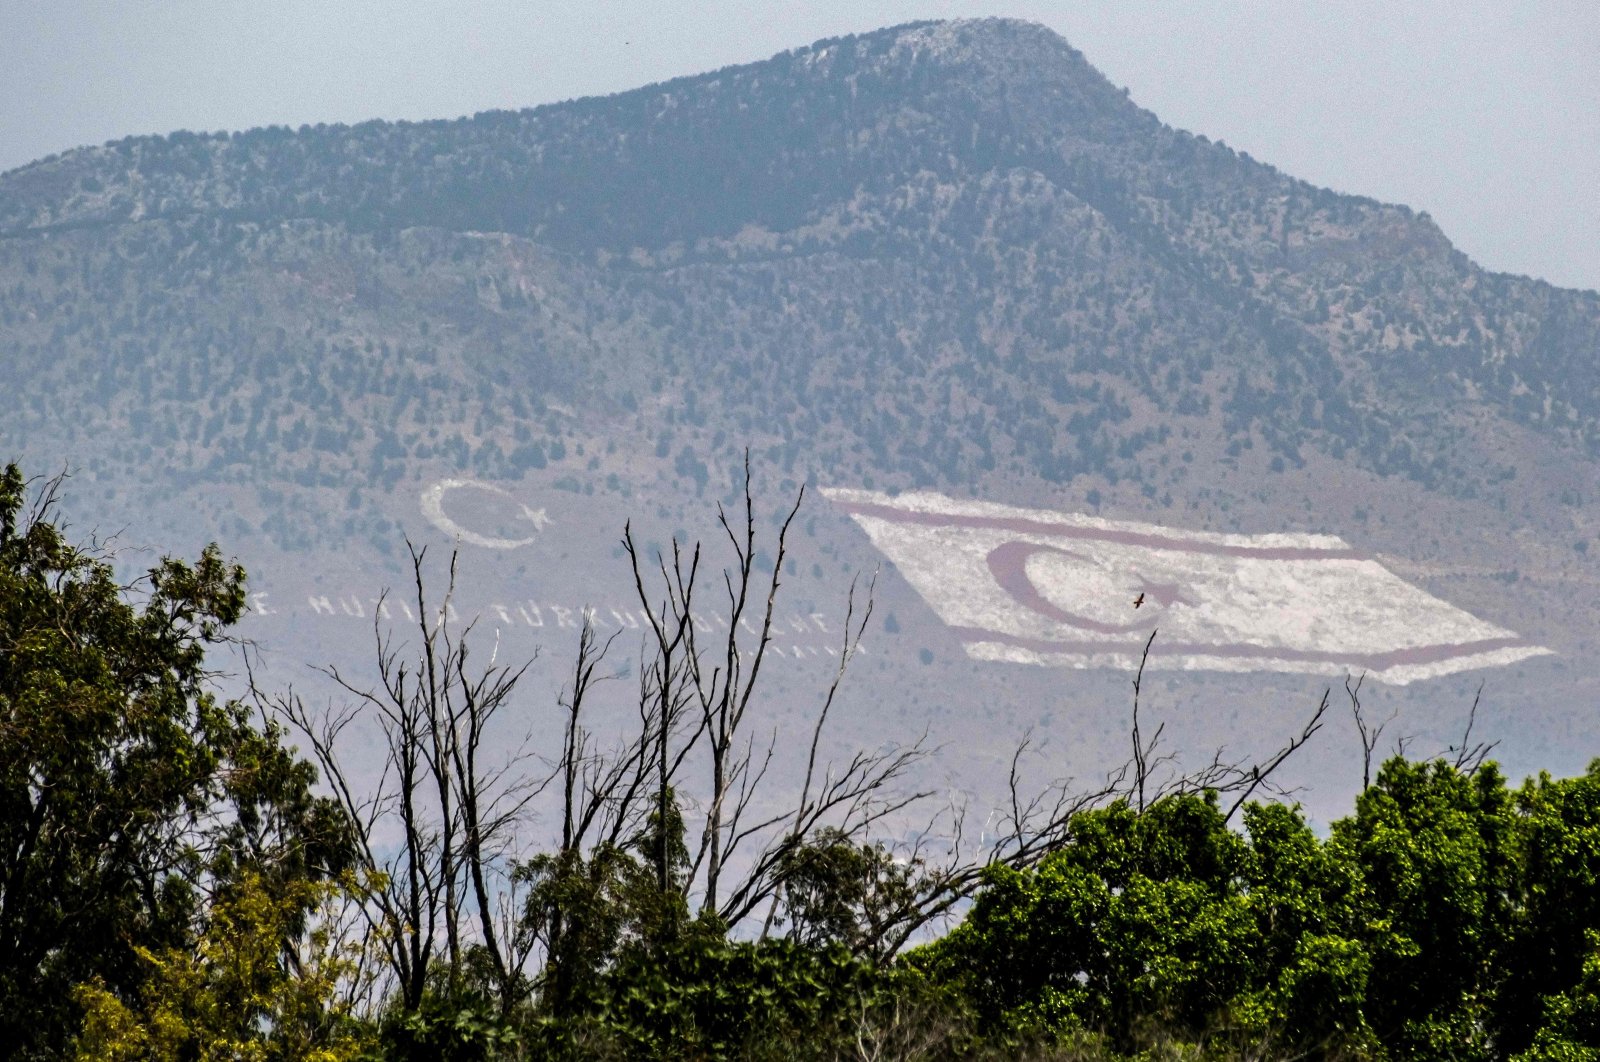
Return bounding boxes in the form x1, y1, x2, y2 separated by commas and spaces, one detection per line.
825, 489, 1550, 684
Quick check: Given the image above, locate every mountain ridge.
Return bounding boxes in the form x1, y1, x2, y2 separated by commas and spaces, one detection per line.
5, 18, 1599, 512
4, 15, 1600, 815
0, 19, 1434, 252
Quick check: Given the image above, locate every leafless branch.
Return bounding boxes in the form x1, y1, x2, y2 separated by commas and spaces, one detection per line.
1446, 682, 1499, 775
1345, 673, 1394, 791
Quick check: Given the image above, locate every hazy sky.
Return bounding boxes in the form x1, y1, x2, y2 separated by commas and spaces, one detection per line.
3, 1, 1595, 291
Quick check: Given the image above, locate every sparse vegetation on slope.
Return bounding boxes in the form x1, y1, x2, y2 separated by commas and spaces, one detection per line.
3, 19, 1599, 557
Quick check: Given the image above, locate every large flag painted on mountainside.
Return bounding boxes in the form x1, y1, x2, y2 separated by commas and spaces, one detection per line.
826, 489, 1549, 684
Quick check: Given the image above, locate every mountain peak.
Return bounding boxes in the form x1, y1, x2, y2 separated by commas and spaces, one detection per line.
812, 16, 1090, 67
882, 16, 1094, 67
784, 17, 1140, 133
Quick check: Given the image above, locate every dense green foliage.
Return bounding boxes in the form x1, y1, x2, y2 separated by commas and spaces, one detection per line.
0, 464, 350, 1058
918, 761, 1600, 1060
432, 757, 1600, 1061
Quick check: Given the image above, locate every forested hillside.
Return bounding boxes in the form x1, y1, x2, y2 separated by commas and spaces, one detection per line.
4, 18, 1599, 525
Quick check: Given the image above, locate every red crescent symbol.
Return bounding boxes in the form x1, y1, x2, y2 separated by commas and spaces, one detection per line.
986, 541, 1150, 635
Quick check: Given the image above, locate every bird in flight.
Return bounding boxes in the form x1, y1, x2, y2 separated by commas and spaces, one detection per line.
1133, 592, 1146, 609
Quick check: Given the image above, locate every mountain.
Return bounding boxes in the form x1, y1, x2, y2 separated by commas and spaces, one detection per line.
3, 18, 1598, 819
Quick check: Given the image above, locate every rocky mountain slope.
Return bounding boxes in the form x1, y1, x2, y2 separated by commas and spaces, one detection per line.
3, 18, 1598, 816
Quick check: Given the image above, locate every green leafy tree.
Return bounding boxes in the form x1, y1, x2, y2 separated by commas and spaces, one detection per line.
917, 790, 1380, 1058
71, 871, 377, 1062
1332, 758, 1519, 1060
917, 792, 1260, 1051
1503, 763, 1600, 1052
1232, 801, 1372, 1055
917, 753, 1600, 1060
1514, 932, 1600, 1062
771, 827, 924, 961
558, 933, 883, 1061
0, 464, 348, 1057
517, 789, 693, 1023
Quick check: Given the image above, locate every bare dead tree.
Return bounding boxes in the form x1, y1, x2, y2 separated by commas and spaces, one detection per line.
1109, 630, 1329, 822
512, 618, 659, 1015
555, 623, 639, 858
1118, 697, 1327, 823
276, 681, 431, 1009
1221, 690, 1329, 822
1129, 631, 1167, 813
1392, 732, 1415, 761
688, 463, 800, 917
267, 462, 942, 1001
1445, 681, 1499, 775
1345, 673, 1395, 791
1350, 673, 1497, 785
730, 574, 933, 930
616, 458, 938, 939
623, 527, 704, 898
271, 541, 545, 1011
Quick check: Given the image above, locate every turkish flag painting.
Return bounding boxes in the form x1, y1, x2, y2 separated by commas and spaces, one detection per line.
825, 489, 1550, 684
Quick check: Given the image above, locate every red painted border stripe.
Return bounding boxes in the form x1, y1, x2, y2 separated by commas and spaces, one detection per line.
832, 499, 1363, 561
949, 626, 1533, 671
